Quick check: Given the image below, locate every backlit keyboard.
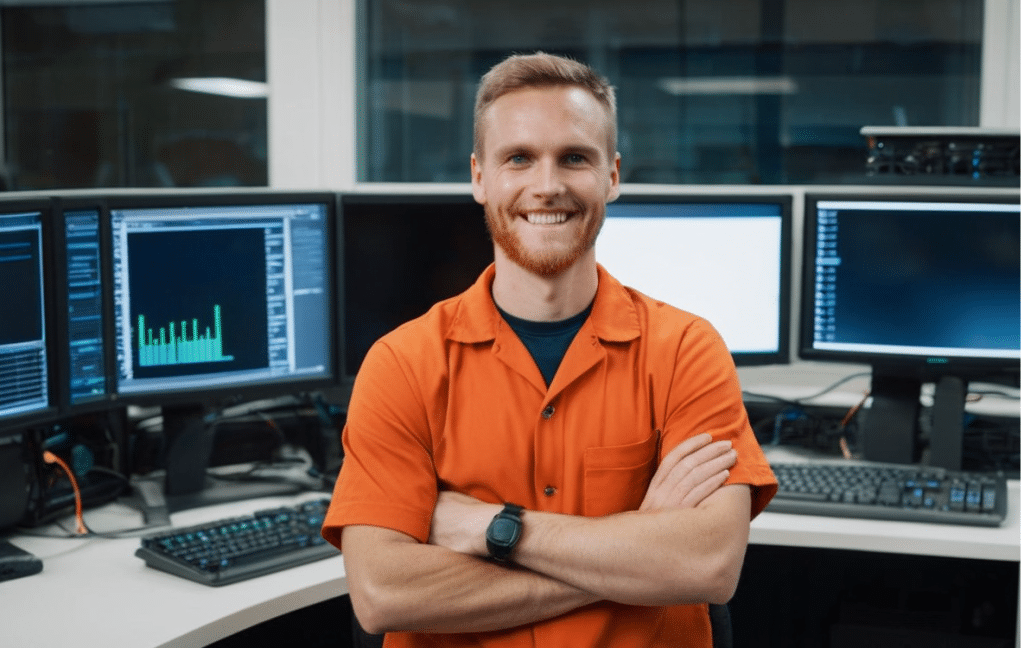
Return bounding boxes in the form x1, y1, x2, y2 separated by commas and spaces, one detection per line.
135, 497, 337, 586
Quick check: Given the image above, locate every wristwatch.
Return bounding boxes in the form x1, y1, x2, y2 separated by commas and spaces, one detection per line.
486, 503, 524, 561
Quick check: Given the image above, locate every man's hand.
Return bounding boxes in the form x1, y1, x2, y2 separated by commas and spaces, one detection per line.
429, 491, 499, 557
640, 433, 736, 511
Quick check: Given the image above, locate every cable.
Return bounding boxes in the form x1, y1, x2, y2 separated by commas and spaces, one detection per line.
255, 411, 289, 444
743, 371, 872, 409
837, 390, 870, 459
741, 391, 794, 407
792, 372, 872, 404
41, 451, 88, 535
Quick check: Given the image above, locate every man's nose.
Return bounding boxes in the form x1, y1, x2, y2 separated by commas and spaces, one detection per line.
531, 158, 567, 198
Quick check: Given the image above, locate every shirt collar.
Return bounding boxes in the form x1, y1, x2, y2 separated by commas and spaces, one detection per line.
446, 263, 640, 344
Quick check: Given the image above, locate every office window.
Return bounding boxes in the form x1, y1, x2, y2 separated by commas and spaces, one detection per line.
3, 0, 266, 190
362, 0, 983, 184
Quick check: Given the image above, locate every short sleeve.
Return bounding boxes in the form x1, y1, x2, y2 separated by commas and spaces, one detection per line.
321, 340, 440, 549
657, 317, 777, 519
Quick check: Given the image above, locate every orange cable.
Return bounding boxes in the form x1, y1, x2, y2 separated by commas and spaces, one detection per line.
838, 390, 871, 460
42, 450, 88, 535
841, 390, 870, 428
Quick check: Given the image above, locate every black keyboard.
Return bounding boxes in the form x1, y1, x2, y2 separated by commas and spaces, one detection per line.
135, 497, 338, 586
767, 461, 1008, 527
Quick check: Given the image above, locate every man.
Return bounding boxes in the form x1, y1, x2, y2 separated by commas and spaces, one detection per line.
322, 52, 777, 647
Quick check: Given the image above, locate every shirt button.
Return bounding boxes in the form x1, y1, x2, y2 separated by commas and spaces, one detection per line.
544, 486, 557, 497
541, 405, 555, 419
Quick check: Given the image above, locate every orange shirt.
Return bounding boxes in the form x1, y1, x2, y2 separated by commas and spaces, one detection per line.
323, 264, 777, 648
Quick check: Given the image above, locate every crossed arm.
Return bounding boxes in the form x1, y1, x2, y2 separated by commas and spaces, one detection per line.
342, 433, 750, 635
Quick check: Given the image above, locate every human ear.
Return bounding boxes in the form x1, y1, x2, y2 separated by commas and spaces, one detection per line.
605, 152, 622, 202
471, 153, 487, 205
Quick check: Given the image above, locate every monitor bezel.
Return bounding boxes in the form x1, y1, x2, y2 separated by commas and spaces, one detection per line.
102, 189, 341, 409
604, 191, 794, 367
798, 188, 1021, 385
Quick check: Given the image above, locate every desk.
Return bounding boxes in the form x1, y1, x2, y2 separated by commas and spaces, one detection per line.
2, 478, 1019, 648
3, 493, 348, 648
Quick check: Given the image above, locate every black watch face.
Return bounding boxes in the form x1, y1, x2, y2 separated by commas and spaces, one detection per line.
490, 517, 519, 544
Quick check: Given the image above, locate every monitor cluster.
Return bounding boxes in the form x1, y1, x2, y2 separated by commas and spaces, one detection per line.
0, 191, 340, 437
0, 186, 1019, 470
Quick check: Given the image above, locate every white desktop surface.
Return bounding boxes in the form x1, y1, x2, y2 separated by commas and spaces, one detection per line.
2, 474, 1019, 648
3, 493, 347, 648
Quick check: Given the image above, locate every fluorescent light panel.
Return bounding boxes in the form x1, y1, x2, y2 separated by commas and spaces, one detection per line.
169, 77, 268, 99
657, 76, 798, 96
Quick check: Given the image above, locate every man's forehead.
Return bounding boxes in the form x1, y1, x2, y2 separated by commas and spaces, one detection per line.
486, 85, 602, 116
478, 86, 614, 153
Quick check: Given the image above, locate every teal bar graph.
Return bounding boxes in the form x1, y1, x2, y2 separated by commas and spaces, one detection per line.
137, 304, 235, 367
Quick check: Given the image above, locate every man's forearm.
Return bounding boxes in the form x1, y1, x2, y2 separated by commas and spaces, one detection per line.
343, 525, 600, 635
514, 485, 751, 605
436, 485, 751, 607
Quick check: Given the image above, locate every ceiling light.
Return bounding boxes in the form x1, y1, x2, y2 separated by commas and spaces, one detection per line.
657, 76, 798, 96
169, 77, 268, 99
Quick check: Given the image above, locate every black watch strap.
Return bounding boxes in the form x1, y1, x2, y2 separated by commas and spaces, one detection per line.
486, 503, 524, 561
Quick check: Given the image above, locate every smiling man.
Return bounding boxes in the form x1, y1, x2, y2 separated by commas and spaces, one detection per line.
476, 82, 613, 284
322, 52, 777, 648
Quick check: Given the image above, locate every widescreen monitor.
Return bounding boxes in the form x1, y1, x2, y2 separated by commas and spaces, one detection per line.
107, 192, 337, 502
601, 194, 792, 366
0, 199, 56, 432
109, 193, 336, 401
800, 190, 1020, 467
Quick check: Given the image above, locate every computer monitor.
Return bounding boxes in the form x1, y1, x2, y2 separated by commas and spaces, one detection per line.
601, 193, 792, 366
51, 199, 111, 412
342, 191, 792, 381
0, 198, 57, 433
799, 190, 1020, 468
341, 192, 494, 381
0, 198, 58, 539
107, 191, 338, 505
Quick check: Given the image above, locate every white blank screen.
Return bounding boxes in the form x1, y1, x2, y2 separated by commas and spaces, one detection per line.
599, 202, 784, 355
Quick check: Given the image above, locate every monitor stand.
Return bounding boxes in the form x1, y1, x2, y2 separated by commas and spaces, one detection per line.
132, 472, 305, 520
861, 373, 921, 465
138, 403, 304, 517
861, 371, 967, 470
928, 375, 967, 471
162, 404, 213, 498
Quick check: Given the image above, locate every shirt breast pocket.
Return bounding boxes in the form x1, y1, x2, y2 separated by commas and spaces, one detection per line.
583, 431, 659, 517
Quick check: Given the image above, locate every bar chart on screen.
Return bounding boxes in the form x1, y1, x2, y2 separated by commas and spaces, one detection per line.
137, 304, 235, 367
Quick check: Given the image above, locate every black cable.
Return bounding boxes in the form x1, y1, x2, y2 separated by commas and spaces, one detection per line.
790, 372, 872, 404
743, 371, 872, 408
